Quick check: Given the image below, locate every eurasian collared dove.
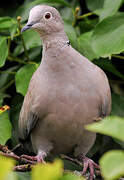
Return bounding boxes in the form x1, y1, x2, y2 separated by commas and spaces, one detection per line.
19, 5, 111, 179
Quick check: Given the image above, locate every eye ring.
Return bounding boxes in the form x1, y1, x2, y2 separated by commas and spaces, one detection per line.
44, 12, 52, 20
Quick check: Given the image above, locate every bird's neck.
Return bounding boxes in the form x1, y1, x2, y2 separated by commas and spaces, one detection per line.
42, 31, 69, 50
40, 31, 72, 73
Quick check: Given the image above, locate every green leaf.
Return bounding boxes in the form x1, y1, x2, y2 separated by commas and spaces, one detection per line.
85, 116, 124, 141
15, 0, 71, 23
111, 93, 124, 117
14, 29, 42, 56
10, 23, 18, 40
10, 94, 23, 146
99, 0, 122, 21
93, 59, 124, 80
0, 37, 8, 67
100, 150, 124, 180
16, 172, 30, 180
91, 13, 124, 57
5, 172, 17, 180
0, 111, 12, 145
15, 64, 38, 96
61, 7, 74, 23
78, 31, 98, 60
86, 0, 104, 11
0, 156, 15, 180
60, 174, 84, 180
0, 17, 13, 30
64, 21, 77, 49
32, 159, 63, 180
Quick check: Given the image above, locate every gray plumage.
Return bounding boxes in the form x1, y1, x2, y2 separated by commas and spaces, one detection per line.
19, 5, 111, 159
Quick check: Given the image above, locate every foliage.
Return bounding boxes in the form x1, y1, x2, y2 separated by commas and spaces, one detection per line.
0, 157, 84, 180
0, 0, 124, 179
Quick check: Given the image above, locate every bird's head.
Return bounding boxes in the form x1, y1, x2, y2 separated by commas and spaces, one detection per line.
21, 5, 64, 37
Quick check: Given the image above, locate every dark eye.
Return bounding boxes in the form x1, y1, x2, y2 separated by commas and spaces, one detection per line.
44, 12, 52, 19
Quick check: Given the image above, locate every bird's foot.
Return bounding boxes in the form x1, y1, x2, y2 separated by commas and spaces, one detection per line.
79, 155, 100, 180
20, 154, 46, 164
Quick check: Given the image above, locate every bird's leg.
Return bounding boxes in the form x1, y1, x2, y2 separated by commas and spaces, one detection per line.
78, 154, 100, 180
21, 151, 46, 164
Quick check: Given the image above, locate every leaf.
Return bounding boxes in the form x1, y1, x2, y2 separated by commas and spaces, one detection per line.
60, 174, 84, 180
60, 7, 74, 23
0, 37, 8, 67
14, 29, 42, 56
10, 23, 18, 40
78, 31, 98, 60
0, 17, 13, 30
10, 94, 24, 146
100, 150, 124, 180
109, 93, 124, 148
86, 0, 104, 11
15, 0, 70, 23
15, 64, 38, 96
0, 155, 15, 180
93, 59, 124, 80
64, 20, 77, 49
16, 172, 30, 180
91, 13, 124, 57
32, 159, 63, 180
0, 66, 18, 90
99, 0, 122, 21
111, 93, 124, 117
85, 116, 124, 142
0, 111, 12, 145
5, 172, 17, 180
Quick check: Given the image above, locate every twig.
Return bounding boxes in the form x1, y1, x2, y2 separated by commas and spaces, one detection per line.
11, 143, 22, 152
0, 70, 16, 75
8, 38, 11, 56
72, 7, 94, 27
60, 154, 83, 167
77, 12, 93, 20
72, 7, 80, 27
0, 152, 20, 161
8, 55, 27, 65
0, 144, 36, 165
112, 54, 124, 60
17, 16, 30, 61
60, 154, 101, 177
0, 79, 15, 92
8, 55, 38, 67
0, 144, 12, 153
13, 164, 32, 172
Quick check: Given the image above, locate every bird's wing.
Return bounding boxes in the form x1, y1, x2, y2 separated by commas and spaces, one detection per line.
18, 74, 43, 141
100, 95, 111, 118
99, 68, 111, 118
18, 97, 39, 141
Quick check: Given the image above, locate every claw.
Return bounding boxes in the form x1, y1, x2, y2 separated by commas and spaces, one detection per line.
20, 154, 46, 164
81, 156, 100, 180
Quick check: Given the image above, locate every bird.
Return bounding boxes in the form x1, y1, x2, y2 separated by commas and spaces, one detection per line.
19, 5, 111, 180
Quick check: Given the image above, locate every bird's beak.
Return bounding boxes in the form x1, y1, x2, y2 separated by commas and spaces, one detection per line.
21, 22, 35, 33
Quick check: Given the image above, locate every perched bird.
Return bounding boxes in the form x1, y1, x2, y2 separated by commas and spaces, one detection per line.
19, 5, 111, 179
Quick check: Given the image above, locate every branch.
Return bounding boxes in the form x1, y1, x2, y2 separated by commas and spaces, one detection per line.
72, 6, 94, 27
112, 54, 124, 60
77, 12, 93, 20
0, 70, 16, 75
17, 16, 30, 61
0, 79, 15, 92
13, 164, 32, 172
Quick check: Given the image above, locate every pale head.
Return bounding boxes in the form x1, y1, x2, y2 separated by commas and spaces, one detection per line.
21, 5, 64, 37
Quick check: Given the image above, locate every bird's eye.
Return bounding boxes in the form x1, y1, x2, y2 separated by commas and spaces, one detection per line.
44, 12, 52, 20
